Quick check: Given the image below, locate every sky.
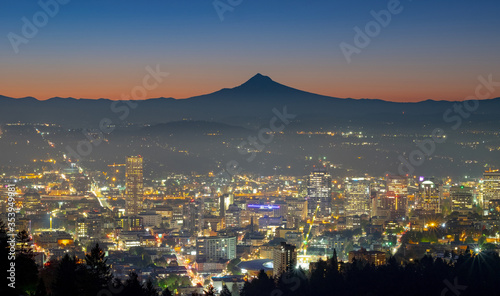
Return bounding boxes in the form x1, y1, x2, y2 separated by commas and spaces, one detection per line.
1, 0, 500, 102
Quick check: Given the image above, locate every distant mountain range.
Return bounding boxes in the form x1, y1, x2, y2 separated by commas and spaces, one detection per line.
1, 73, 500, 130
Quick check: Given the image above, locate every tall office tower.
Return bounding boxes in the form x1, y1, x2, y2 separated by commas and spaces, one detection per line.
307, 168, 332, 216
184, 198, 203, 233
451, 186, 473, 213
125, 155, 143, 217
273, 242, 297, 277
219, 193, 233, 217
417, 180, 441, 214
345, 178, 371, 216
386, 175, 408, 219
482, 170, 500, 205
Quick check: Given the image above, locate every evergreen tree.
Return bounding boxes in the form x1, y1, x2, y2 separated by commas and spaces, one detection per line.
121, 272, 144, 296
16, 249, 39, 295
309, 259, 328, 295
220, 284, 232, 296
81, 243, 112, 296
241, 270, 275, 296
143, 279, 158, 296
34, 278, 47, 296
52, 254, 79, 296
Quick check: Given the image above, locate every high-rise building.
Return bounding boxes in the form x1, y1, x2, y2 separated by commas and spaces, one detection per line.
125, 156, 143, 217
345, 178, 371, 216
385, 175, 408, 219
417, 180, 441, 214
196, 236, 237, 263
307, 168, 332, 216
482, 170, 500, 205
451, 186, 473, 213
273, 242, 297, 277
219, 193, 233, 216
184, 198, 203, 233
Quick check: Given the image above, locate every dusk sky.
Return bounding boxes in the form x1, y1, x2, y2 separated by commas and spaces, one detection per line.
1, 0, 500, 102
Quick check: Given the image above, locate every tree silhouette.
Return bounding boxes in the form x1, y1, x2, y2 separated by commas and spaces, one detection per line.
143, 279, 158, 296
220, 284, 232, 296
34, 278, 47, 296
121, 272, 144, 296
52, 254, 79, 296
82, 243, 112, 295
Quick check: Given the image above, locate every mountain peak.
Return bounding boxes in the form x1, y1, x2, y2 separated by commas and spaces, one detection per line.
233, 73, 285, 92
248, 73, 273, 82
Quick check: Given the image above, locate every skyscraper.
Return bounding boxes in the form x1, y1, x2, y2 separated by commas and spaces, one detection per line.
125, 155, 143, 217
307, 168, 332, 216
417, 180, 440, 214
273, 242, 297, 277
482, 170, 500, 204
345, 178, 371, 216
385, 175, 408, 219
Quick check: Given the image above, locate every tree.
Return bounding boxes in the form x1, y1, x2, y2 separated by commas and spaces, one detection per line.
15, 242, 39, 294
230, 283, 240, 296
227, 258, 242, 275
34, 278, 48, 296
82, 243, 112, 295
143, 279, 158, 296
16, 230, 33, 255
241, 270, 275, 296
465, 236, 474, 244
161, 287, 173, 296
52, 254, 79, 296
121, 272, 144, 296
165, 237, 176, 248
220, 284, 232, 296
155, 256, 167, 267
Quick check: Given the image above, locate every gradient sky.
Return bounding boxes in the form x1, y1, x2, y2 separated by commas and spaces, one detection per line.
1, 0, 500, 102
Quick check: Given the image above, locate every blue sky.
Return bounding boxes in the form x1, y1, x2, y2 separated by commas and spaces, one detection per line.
1, 0, 500, 101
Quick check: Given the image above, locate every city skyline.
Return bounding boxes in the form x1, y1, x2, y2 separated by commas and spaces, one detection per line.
2, 1, 500, 295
